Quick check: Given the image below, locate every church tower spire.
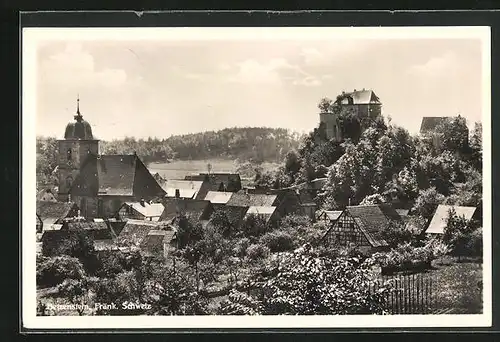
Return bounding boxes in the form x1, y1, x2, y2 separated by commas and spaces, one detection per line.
74, 94, 83, 122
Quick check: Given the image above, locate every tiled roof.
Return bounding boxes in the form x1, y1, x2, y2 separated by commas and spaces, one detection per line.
419, 117, 452, 134
140, 229, 176, 257
116, 219, 167, 245
63, 221, 115, 240
204, 191, 233, 204
160, 199, 213, 222
226, 191, 278, 207
36, 201, 78, 221
123, 202, 165, 218
36, 188, 57, 201
71, 154, 165, 198
426, 205, 477, 234
211, 205, 249, 227
395, 209, 410, 217
335, 89, 381, 105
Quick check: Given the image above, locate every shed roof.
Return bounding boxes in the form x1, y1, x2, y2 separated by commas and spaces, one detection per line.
426, 205, 477, 234
123, 201, 165, 218
204, 191, 233, 204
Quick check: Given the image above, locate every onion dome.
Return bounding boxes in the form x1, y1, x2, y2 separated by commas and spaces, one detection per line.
64, 96, 94, 140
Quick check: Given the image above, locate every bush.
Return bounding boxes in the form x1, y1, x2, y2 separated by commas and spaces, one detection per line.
373, 242, 440, 273
467, 228, 483, 258
37, 255, 86, 288
260, 231, 294, 253
246, 243, 270, 261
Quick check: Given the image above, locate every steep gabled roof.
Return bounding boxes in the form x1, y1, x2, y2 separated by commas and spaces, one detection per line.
123, 202, 165, 218
160, 198, 213, 222
226, 191, 278, 207
36, 188, 57, 202
71, 154, 165, 198
419, 117, 453, 134
426, 205, 477, 234
185, 173, 241, 192
36, 201, 79, 221
63, 221, 115, 240
318, 210, 343, 222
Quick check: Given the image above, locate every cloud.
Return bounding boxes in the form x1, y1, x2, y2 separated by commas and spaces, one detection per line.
292, 76, 322, 87
299, 42, 367, 66
40, 43, 129, 88
228, 58, 295, 85
408, 51, 460, 77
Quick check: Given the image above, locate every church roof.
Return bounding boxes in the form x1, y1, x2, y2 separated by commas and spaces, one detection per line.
419, 117, 453, 134
64, 97, 94, 140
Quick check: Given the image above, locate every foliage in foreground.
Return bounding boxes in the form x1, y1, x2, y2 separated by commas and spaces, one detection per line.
217, 246, 392, 315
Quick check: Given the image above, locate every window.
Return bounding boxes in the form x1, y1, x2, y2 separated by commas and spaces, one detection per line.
97, 199, 104, 217
67, 148, 72, 161
66, 176, 73, 188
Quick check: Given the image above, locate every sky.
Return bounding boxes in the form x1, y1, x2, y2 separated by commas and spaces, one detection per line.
34, 35, 484, 140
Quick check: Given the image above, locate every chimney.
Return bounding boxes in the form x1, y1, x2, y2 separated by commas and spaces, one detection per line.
175, 189, 180, 198
140, 198, 145, 206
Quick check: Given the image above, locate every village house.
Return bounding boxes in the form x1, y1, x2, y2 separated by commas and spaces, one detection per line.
425, 204, 478, 236
160, 179, 210, 200
140, 229, 177, 260
226, 189, 302, 218
316, 210, 343, 226
203, 191, 234, 211
116, 199, 165, 221
243, 206, 280, 226
36, 188, 58, 202
115, 219, 169, 246
55, 98, 166, 219
159, 198, 214, 224
36, 200, 80, 232
321, 204, 403, 251
320, 89, 382, 141
184, 172, 242, 198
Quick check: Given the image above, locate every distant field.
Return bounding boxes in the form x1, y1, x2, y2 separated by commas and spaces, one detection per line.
148, 159, 280, 182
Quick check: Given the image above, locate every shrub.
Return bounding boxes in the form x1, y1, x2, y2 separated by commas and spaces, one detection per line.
37, 255, 86, 288
373, 242, 439, 273
260, 231, 294, 253
246, 243, 270, 261
467, 228, 483, 258
443, 208, 479, 261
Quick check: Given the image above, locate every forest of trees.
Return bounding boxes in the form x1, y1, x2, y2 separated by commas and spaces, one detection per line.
36, 127, 303, 185
255, 97, 483, 214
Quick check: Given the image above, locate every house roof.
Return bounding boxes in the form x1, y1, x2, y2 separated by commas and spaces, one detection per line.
36, 188, 57, 201
116, 219, 167, 245
71, 154, 165, 197
395, 209, 410, 217
244, 206, 277, 222
319, 210, 343, 221
160, 179, 205, 199
36, 201, 78, 220
123, 201, 165, 218
185, 173, 241, 191
63, 221, 116, 240
204, 191, 233, 204
419, 117, 452, 134
140, 229, 176, 257
335, 89, 381, 105
94, 239, 119, 252
212, 205, 249, 227
226, 191, 278, 207
426, 205, 477, 234
160, 199, 213, 222
343, 204, 403, 247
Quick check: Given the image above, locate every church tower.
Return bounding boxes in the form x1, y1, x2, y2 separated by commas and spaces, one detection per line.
57, 96, 99, 201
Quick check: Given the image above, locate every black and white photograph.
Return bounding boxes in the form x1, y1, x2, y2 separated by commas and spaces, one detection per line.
22, 26, 491, 329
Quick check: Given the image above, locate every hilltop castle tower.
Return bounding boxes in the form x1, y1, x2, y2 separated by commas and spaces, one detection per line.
320, 88, 382, 141
57, 96, 99, 201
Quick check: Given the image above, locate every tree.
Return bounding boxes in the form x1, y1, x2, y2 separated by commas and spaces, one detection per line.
434, 115, 470, 155
442, 208, 478, 261
411, 187, 446, 220
36, 255, 86, 288
469, 121, 482, 171
55, 277, 93, 316
218, 247, 392, 315
175, 213, 204, 248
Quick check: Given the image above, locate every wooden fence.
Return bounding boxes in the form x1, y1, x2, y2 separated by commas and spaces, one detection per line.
370, 272, 434, 314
